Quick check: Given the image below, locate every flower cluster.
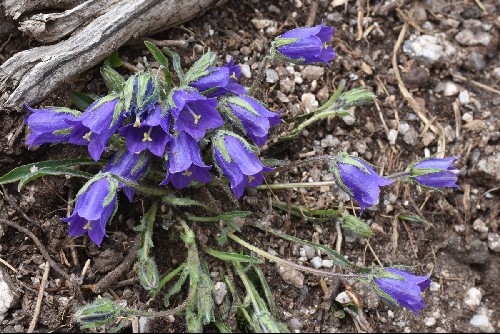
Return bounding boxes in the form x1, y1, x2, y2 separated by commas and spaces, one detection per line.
24, 50, 283, 244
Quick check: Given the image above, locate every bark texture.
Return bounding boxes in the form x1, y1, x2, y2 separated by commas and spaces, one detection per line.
0, 0, 226, 109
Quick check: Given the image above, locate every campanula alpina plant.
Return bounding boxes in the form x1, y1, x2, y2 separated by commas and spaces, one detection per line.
0, 21, 463, 333
405, 156, 459, 188
373, 268, 431, 315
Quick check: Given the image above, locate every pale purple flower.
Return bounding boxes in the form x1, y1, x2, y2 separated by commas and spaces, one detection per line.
274, 23, 336, 64
62, 177, 117, 246
189, 58, 246, 97
374, 268, 431, 315
214, 133, 273, 199
407, 157, 459, 188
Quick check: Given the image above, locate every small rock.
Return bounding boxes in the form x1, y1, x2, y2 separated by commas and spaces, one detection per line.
301, 65, 324, 81
462, 50, 486, 72
422, 131, 436, 146
436, 81, 461, 96
459, 90, 470, 104
310, 256, 323, 269
266, 69, 279, 83
470, 314, 495, 333
464, 287, 482, 309
403, 128, 419, 146
455, 30, 491, 47
403, 34, 456, 66
276, 91, 289, 103
424, 317, 436, 327
278, 265, 304, 288
301, 93, 318, 113
387, 129, 398, 145
288, 318, 303, 330
139, 317, 153, 333
322, 259, 334, 268
476, 153, 500, 181
487, 233, 500, 252
462, 112, 473, 123
429, 282, 441, 292
213, 282, 228, 305
280, 78, 295, 94
0, 267, 18, 317
335, 291, 352, 304
493, 67, 500, 81
472, 219, 488, 233
240, 64, 251, 78
303, 245, 316, 260
251, 18, 274, 30
341, 109, 355, 126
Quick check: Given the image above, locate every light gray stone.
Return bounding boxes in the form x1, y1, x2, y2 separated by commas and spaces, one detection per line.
0, 268, 17, 317
266, 69, 279, 83
403, 34, 456, 66
301, 65, 324, 81
240, 64, 251, 78
487, 233, 500, 252
213, 281, 228, 305
464, 287, 482, 309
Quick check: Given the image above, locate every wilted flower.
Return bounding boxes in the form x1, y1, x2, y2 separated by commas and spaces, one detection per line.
169, 89, 224, 141
329, 153, 393, 215
118, 104, 171, 157
406, 157, 459, 188
189, 58, 246, 97
213, 132, 273, 199
62, 176, 118, 246
24, 104, 80, 146
67, 97, 124, 161
273, 23, 336, 64
220, 95, 281, 146
161, 131, 211, 189
373, 268, 431, 315
104, 149, 150, 201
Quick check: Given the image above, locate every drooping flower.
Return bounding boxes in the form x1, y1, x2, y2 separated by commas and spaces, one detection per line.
329, 153, 393, 215
118, 104, 171, 157
213, 132, 273, 199
67, 96, 124, 161
406, 157, 459, 188
24, 104, 80, 146
161, 131, 211, 189
272, 23, 336, 64
104, 149, 150, 201
220, 95, 281, 146
62, 176, 118, 246
169, 89, 224, 141
189, 58, 247, 97
373, 268, 431, 315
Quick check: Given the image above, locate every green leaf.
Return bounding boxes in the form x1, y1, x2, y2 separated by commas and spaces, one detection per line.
17, 167, 93, 192
162, 48, 185, 84
162, 195, 216, 213
144, 41, 173, 86
185, 51, 216, 83
69, 91, 96, 111
186, 211, 251, 223
100, 65, 125, 93
205, 248, 263, 264
399, 214, 428, 224
105, 51, 124, 68
0, 159, 98, 186
214, 322, 232, 333
149, 262, 186, 299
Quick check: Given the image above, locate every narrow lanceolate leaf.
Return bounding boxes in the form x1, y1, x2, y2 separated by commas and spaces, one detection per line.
162, 195, 216, 213
100, 65, 125, 93
105, 51, 124, 68
185, 211, 252, 223
17, 167, 93, 192
0, 159, 98, 185
144, 41, 172, 86
162, 48, 185, 84
205, 248, 263, 264
185, 51, 216, 83
69, 91, 96, 111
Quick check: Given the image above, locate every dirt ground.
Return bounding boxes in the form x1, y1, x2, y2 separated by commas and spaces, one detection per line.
0, 0, 499, 333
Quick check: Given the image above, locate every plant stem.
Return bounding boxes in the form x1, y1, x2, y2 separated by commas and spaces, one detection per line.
256, 181, 337, 190
385, 171, 409, 180
227, 232, 366, 279
248, 55, 271, 97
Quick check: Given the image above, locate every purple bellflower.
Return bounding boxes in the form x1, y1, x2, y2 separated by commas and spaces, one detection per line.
213, 132, 273, 199
190, 58, 247, 97
67, 97, 124, 161
221, 95, 281, 146
62, 177, 118, 246
170, 89, 224, 141
118, 104, 171, 157
273, 23, 336, 64
373, 268, 431, 315
329, 153, 393, 215
104, 149, 150, 201
24, 104, 80, 147
406, 157, 459, 188
161, 131, 211, 189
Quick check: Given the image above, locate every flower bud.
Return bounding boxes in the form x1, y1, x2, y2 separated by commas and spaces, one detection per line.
74, 298, 122, 329
341, 215, 373, 239
136, 257, 160, 291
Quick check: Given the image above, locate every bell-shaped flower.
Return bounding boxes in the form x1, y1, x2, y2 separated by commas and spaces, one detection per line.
373, 268, 431, 315
67, 96, 124, 161
189, 58, 247, 97
405, 157, 459, 188
24, 104, 80, 146
220, 95, 280, 146
62, 176, 118, 246
213, 132, 273, 199
161, 132, 211, 189
118, 105, 171, 157
104, 149, 150, 201
169, 89, 224, 141
272, 23, 336, 64
329, 153, 393, 215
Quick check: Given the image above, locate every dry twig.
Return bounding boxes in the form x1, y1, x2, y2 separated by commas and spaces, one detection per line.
28, 261, 50, 333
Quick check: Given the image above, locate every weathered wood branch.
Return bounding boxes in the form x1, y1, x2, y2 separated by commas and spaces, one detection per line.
4, 0, 83, 20
0, 0, 226, 109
